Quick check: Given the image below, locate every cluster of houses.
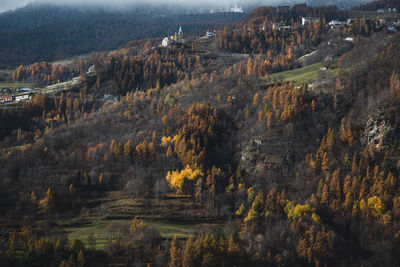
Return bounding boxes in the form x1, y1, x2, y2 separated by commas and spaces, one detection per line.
272, 23, 292, 30
373, 18, 400, 32
300, 16, 400, 32
0, 86, 35, 103
161, 26, 216, 47
162, 26, 186, 47
161, 13, 398, 49
0, 95, 13, 103
0, 92, 33, 103
377, 7, 397, 13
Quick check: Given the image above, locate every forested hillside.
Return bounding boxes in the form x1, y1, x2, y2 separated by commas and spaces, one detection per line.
0, 2, 400, 266
0, 3, 245, 68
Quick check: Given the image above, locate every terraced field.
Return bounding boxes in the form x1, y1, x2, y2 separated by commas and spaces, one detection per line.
58, 192, 225, 249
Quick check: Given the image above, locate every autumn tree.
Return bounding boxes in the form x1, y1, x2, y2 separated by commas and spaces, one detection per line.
124, 140, 133, 162
38, 187, 56, 213
169, 236, 181, 267
166, 166, 203, 194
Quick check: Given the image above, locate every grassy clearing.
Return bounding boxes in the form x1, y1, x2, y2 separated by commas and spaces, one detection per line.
264, 62, 336, 86
58, 192, 224, 249
61, 216, 221, 249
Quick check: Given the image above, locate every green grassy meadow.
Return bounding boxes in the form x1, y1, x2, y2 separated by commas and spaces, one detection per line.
61, 217, 220, 249
264, 62, 336, 85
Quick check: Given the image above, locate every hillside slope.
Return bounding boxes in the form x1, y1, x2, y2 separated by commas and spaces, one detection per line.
1, 3, 400, 266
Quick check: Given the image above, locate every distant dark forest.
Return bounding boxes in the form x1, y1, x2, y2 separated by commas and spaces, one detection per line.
0, 4, 245, 68
358, 0, 400, 10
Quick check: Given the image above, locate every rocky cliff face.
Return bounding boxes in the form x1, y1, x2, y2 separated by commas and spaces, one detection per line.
239, 122, 312, 187
361, 104, 400, 150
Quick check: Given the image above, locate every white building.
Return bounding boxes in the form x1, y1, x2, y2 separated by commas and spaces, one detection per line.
302, 17, 319, 26
162, 26, 185, 47
162, 37, 171, 47
344, 37, 354, 42
272, 23, 281, 30
87, 65, 95, 74
206, 31, 216, 38
388, 25, 397, 32
15, 93, 32, 102
329, 20, 345, 28
18, 87, 33, 92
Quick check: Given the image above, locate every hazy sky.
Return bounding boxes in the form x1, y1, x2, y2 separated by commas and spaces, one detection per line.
0, 0, 32, 12
0, 0, 278, 13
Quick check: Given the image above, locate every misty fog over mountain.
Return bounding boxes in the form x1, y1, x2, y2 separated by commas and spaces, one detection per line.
1, 0, 374, 13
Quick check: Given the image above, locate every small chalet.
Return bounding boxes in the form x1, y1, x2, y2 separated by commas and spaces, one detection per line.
344, 37, 354, 42
329, 20, 345, 28
87, 65, 95, 74
15, 93, 33, 102
162, 37, 171, 47
206, 31, 216, 38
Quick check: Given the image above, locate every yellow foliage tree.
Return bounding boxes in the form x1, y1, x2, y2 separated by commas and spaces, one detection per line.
253, 93, 259, 106
236, 203, 245, 216
285, 201, 320, 223
166, 165, 203, 193
244, 191, 264, 222
360, 196, 388, 223
124, 140, 133, 161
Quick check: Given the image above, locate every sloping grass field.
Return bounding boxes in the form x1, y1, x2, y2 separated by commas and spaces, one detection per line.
61, 217, 222, 249
264, 62, 336, 86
